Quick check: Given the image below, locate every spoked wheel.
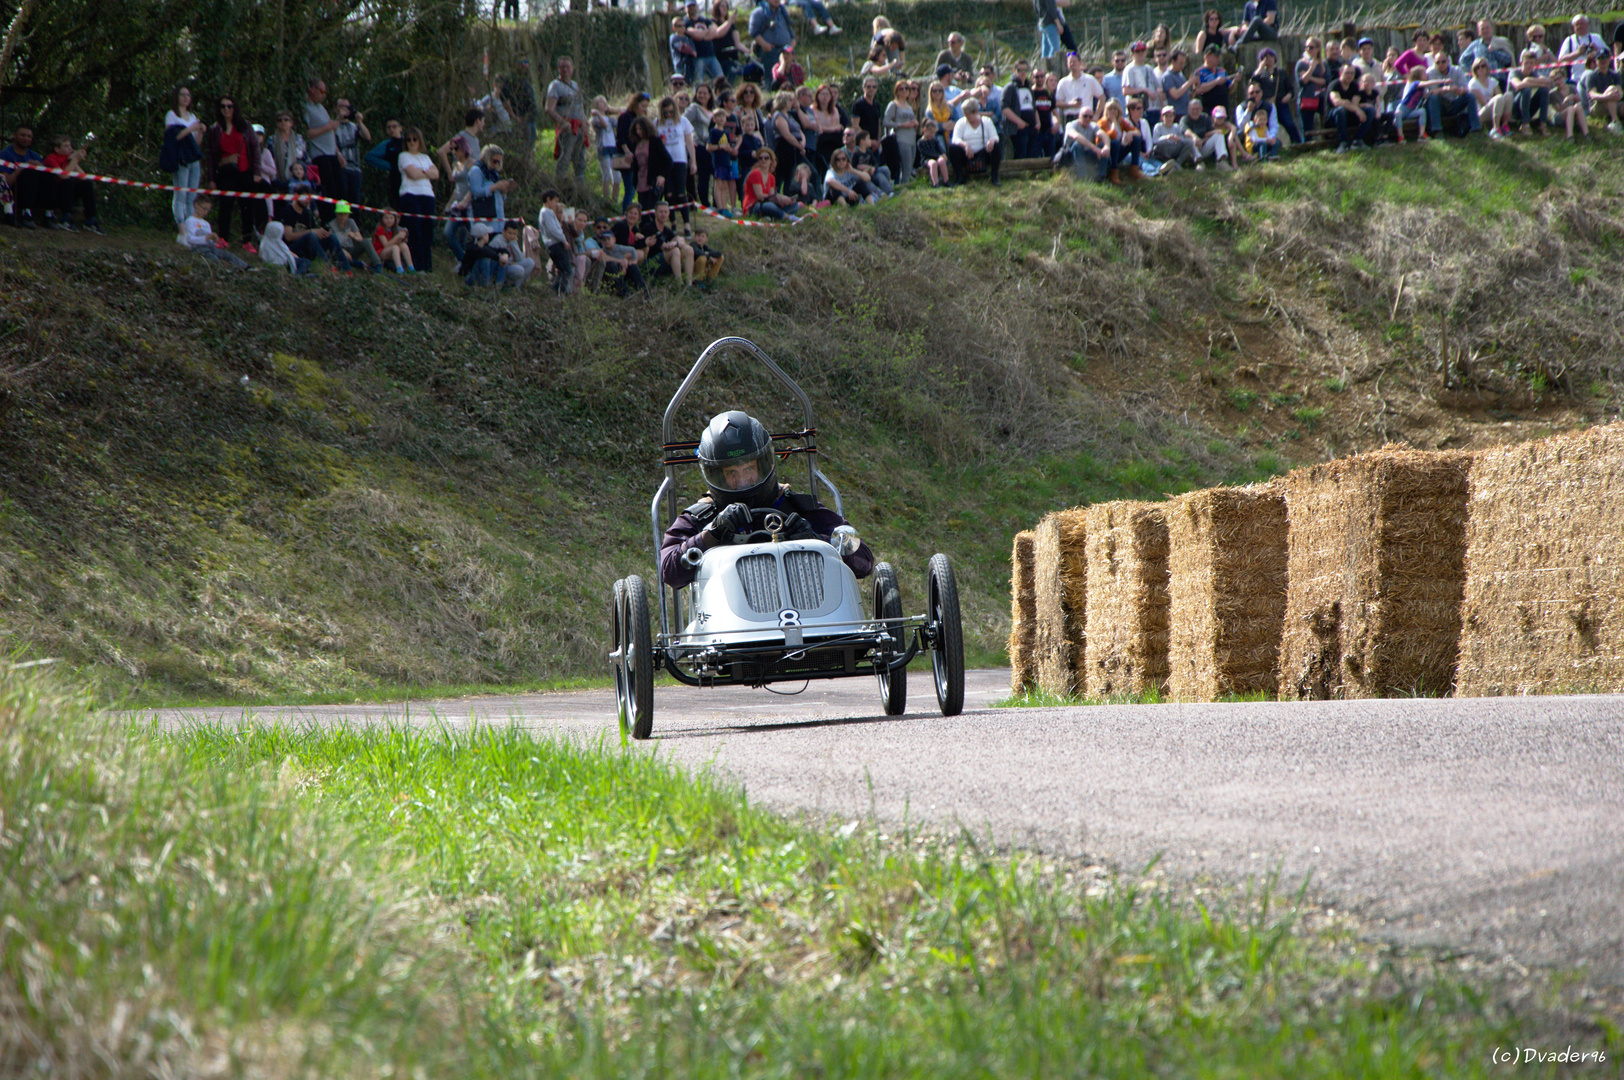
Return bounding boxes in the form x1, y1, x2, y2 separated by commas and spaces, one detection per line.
621, 575, 655, 739
610, 578, 628, 736
927, 554, 964, 716
873, 562, 906, 716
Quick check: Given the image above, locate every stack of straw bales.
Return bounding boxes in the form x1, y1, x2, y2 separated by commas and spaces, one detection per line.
1166, 485, 1289, 700
1009, 530, 1037, 694
1084, 502, 1171, 696
1278, 447, 1473, 700
1031, 509, 1088, 697
1457, 423, 1624, 696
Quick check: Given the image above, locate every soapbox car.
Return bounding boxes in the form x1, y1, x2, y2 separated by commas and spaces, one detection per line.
608, 337, 964, 740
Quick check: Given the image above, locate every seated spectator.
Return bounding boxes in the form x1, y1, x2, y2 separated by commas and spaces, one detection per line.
1577, 50, 1623, 132
1558, 15, 1609, 87
1296, 38, 1329, 134
41, 135, 102, 233
935, 33, 974, 80
2, 124, 45, 228
1509, 49, 1554, 135
372, 208, 414, 272
1228, 0, 1277, 45
823, 148, 875, 205
1194, 9, 1227, 57
182, 196, 247, 268
948, 97, 1001, 185
1180, 98, 1230, 167
1211, 104, 1244, 164
1423, 48, 1480, 137
1098, 98, 1143, 181
331, 202, 381, 272
257, 222, 311, 276
538, 188, 572, 294
690, 228, 724, 282
1328, 61, 1377, 151
569, 211, 606, 292
1460, 19, 1516, 84
458, 222, 510, 287
1238, 81, 1280, 159
916, 118, 950, 186
1059, 104, 1108, 180
1253, 48, 1301, 143
332, 98, 369, 205
1468, 58, 1513, 138
845, 127, 892, 195
1151, 105, 1196, 168
1391, 64, 1432, 142
792, 0, 839, 37
1547, 65, 1591, 138
642, 201, 695, 285
275, 186, 347, 267
742, 149, 804, 220
862, 41, 902, 78
593, 216, 648, 295
923, 79, 961, 134
1350, 37, 1380, 79
783, 160, 818, 204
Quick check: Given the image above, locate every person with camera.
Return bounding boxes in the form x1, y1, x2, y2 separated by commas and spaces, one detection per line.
333, 98, 371, 207
659, 411, 872, 589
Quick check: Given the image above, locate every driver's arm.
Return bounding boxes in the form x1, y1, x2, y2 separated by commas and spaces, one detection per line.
803, 505, 875, 579
659, 512, 708, 588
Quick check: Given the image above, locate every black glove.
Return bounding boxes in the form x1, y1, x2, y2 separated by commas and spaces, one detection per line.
778, 512, 820, 541
705, 500, 754, 543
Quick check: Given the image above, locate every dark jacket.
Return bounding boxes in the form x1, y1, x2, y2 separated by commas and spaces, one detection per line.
659, 485, 875, 588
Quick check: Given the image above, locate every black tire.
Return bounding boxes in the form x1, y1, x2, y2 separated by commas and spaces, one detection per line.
622, 575, 655, 739
873, 562, 906, 716
611, 578, 628, 735
928, 554, 964, 716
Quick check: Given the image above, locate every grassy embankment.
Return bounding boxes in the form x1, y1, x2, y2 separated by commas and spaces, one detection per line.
1, 134, 1619, 705
9, 668, 1613, 1077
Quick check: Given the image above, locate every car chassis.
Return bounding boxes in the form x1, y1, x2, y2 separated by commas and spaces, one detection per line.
609, 337, 965, 739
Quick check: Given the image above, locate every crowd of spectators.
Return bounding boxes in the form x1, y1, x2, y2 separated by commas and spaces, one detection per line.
4, 6, 1622, 281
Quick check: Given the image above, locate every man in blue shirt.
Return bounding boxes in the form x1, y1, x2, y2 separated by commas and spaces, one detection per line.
748, 0, 795, 75
1, 125, 45, 228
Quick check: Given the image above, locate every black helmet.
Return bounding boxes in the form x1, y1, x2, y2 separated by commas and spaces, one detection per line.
696, 410, 778, 508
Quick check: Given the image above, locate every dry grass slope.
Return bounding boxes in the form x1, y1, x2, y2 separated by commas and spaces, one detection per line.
1167, 485, 1288, 701
1457, 423, 1624, 696
1278, 447, 1472, 700
1084, 501, 1171, 697
1031, 510, 1088, 697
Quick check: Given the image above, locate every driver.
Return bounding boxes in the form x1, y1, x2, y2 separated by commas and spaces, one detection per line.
660, 410, 875, 588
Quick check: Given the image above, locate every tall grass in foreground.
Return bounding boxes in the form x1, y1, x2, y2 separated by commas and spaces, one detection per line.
3, 670, 1588, 1077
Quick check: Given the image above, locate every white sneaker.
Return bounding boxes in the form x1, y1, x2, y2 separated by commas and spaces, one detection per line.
812, 22, 826, 33
1489, 127, 1505, 139
1610, 121, 1623, 134
827, 22, 840, 33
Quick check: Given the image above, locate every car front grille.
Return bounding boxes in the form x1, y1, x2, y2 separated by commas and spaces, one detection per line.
783, 550, 826, 610
735, 554, 782, 613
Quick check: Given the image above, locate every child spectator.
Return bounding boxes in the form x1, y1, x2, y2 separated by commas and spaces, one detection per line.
372, 208, 413, 272
707, 107, 739, 215
331, 202, 381, 271
1392, 65, 1431, 142
42, 135, 102, 233
493, 218, 534, 288
670, 17, 699, 85
257, 221, 309, 275
787, 161, 823, 205
182, 196, 247, 268
590, 96, 620, 202
690, 229, 723, 282
457, 222, 509, 287
916, 118, 949, 186
538, 188, 572, 294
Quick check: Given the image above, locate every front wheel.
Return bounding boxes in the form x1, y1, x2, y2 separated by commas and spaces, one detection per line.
928, 554, 964, 716
610, 578, 628, 736
873, 562, 906, 716
622, 575, 655, 739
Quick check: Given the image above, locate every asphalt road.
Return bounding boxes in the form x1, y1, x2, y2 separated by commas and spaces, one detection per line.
158, 671, 1624, 988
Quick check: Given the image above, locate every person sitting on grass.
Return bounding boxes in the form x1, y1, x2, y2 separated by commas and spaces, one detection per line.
690, 228, 724, 282
642, 201, 695, 286
1059, 104, 1107, 180
593, 217, 648, 296
1151, 104, 1197, 169
1509, 49, 1554, 135
183, 195, 247, 268
1328, 61, 1376, 151
275, 185, 349, 268
1577, 50, 1623, 133
330, 201, 381, 272
492, 217, 536, 289
787, 160, 823, 206
1238, 82, 1280, 160
948, 97, 1000, 186
741, 148, 803, 221
570, 211, 606, 292
41, 135, 103, 234
822, 148, 875, 205
257, 221, 310, 276
372, 208, 413, 272
457, 222, 510, 287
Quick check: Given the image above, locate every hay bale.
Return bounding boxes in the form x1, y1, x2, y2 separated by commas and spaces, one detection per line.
1457, 424, 1624, 696
1166, 485, 1288, 701
1009, 530, 1037, 694
1084, 501, 1170, 697
1278, 447, 1472, 700
1031, 509, 1088, 697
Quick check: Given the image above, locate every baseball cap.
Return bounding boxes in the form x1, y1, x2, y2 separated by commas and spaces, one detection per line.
1358, 36, 1374, 46
1131, 40, 1147, 51
333, 201, 351, 215
936, 63, 954, 78
470, 223, 492, 238
1204, 43, 1221, 54
1211, 105, 1227, 118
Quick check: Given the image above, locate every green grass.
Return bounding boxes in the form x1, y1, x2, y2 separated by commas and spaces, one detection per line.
8, 667, 1587, 1077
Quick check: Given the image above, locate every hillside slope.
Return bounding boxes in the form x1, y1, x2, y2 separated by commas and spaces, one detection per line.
1, 139, 1617, 703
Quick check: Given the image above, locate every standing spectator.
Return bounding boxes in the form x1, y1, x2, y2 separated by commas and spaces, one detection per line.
1469, 57, 1513, 137
442, 138, 476, 264
852, 77, 884, 142
809, 84, 846, 173
333, 98, 370, 206
1395, 32, 1432, 77
266, 110, 307, 193
1002, 59, 1039, 158
1328, 62, 1376, 150
303, 79, 342, 223
1510, 50, 1554, 134
749, 0, 796, 76
670, 17, 699, 85
1156, 47, 1187, 119
363, 118, 405, 209
1322, 38, 1345, 84
735, 82, 768, 136
935, 33, 974, 80
622, 115, 675, 210
1253, 48, 1301, 142
1036, 0, 1067, 61
1228, 0, 1278, 45
1577, 50, 1622, 132
396, 128, 439, 272
41, 136, 101, 233
1055, 52, 1106, 124
508, 60, 538, 151
684, 0, 727, 84
537, 189, 572, 293
1101, 51, 1129, 108
616, 93, 651, 211
468, 145, 515, 226
590, 97, 620, 203
1558, 15, 1609, 86
1194, 46, 1235, 117
438, 107, 484, 186
1424, 48, 1480, 137
707, 107, 740, 214
1123, 42, 1158, 113
2, 124, 44, 228
545, 56, 587, 187
884, 80, 919, 184
204, 95, 262, 249
1460, 19, 1516, 82
1033, 73, 1059, 159
1296, 38, 1329, 134
654, 95, 697, 226
948, 97, 1001, 185
769, 91, 808, 190
164, 86, 206, 233
683, 85, 715, 207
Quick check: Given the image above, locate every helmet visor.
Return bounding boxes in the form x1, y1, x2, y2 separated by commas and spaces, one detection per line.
700, 443, 776, 495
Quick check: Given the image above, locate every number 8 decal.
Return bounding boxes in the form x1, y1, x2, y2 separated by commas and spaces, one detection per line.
778, 609, 801, 628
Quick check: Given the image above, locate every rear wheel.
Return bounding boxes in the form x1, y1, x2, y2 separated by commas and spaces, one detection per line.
622, 575, 655, 739
928, 554, 964, 716
873, 562, 906, 716
610, 578, 628, 736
